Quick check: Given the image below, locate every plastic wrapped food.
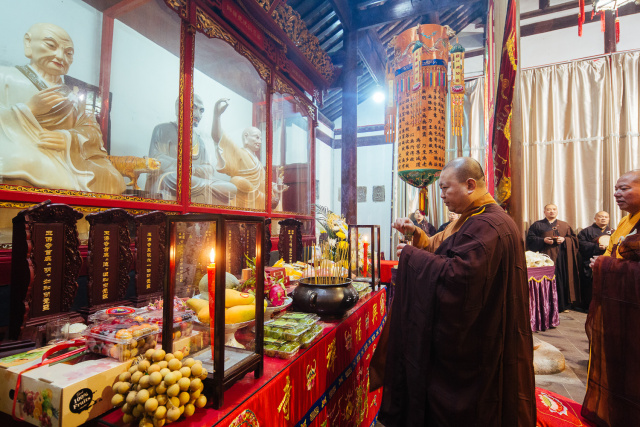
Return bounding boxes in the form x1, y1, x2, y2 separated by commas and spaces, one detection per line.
85, 319, 159, 361
264, 320, 311, 342
134, 309, 195, 342
300, 324, 324, 348
88, 306, 137, 324
274, 342, 301, 359
278, 312, 319, 326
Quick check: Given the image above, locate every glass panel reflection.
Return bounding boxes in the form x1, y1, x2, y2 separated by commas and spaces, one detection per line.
192, 32, 268, 209
271, 92, 312, 215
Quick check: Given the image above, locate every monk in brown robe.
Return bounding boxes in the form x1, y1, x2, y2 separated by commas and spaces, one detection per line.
526, 204, 581, 312
582, 170, 640, 426
378, 158, 535, 427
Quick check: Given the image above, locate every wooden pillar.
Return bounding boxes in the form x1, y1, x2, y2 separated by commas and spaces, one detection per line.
604, 10, 617, 54
341, 29, 358, 224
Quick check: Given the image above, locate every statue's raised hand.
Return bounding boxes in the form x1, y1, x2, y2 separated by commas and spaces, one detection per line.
27, 86, 65, 116
214, 98, 229, 116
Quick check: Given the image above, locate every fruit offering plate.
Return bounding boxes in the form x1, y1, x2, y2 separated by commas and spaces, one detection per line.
265, 297, 293, 319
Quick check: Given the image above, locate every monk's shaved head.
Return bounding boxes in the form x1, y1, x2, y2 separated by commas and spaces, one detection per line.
544, 204, 557, 210
620, 169, 640, 183
594, 211, 609, 218
441, 157, 486, 186
438, 157, 490, 214
614, 169, 640, 216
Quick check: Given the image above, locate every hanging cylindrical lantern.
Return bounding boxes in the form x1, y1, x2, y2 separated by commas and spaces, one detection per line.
450, 40, 465, 137
385, 24, 452, 214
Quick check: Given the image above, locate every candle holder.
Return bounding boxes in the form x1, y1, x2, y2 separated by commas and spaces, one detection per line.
347, 225, 381, 291
163, 214, 265, 409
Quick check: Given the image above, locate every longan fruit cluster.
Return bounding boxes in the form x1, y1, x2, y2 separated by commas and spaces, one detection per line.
111, 349, 208, 426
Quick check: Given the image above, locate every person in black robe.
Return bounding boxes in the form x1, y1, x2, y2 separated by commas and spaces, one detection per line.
410, 209, 437, 236
377, 158, 535, 427
577, 211, 613, 310
526, 204, 581, 312
437, 211, 460, 232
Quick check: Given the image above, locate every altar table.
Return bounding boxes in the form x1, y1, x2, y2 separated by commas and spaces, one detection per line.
528, 265, 559, 332
99, 289, 387, 427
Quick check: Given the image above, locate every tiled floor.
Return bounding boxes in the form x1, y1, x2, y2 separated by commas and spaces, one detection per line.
375, 310, 590, 426
534, 310, 589, 403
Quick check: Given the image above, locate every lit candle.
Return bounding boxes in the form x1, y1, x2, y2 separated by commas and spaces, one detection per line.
207, 248, 216, 348
207, 248, 216, 290
363, 236, 369, 276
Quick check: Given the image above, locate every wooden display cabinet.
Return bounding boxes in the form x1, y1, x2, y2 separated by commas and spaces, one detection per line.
162, 214, 265, 409
348, 224, 382, 291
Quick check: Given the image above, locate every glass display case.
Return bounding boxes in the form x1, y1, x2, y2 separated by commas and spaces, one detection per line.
271, 82, 314, 216
163, 214, 265, 408
0, 0, 182, 201
191, 31, 269, 209
348, 225, 381, 292
0, 0, 317, 220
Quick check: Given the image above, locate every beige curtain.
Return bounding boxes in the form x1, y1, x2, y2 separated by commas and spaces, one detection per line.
519, 52, 640, 230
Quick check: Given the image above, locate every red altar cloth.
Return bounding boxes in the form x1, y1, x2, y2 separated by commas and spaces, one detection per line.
99, 290, 387, 427
528, 265, 559, 332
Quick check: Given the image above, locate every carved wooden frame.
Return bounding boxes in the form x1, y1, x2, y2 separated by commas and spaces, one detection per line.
9, 201, 83, 340
132, 211, 167, 304
277, 218, 303, 262
85, 208, 134, 307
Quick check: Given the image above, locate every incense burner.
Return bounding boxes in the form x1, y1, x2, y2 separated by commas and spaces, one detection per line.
292, 277, 359, 316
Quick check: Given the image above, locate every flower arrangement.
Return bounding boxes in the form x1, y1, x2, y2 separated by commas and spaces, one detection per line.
315, 204, 348, 241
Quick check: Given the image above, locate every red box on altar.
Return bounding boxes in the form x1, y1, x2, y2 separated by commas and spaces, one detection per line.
265, 267, 289, 287
380, 260, 399, 284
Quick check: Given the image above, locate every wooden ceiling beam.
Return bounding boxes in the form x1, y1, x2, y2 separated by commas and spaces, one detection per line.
356, 0, 474, 29
449, 4, 484, 33
521, 1, 578, 20
317, 20, 342, 42
309, 9, 337, 33
358, 29, 387, 84
329, 0, 354, 31
520, 1, 640, 37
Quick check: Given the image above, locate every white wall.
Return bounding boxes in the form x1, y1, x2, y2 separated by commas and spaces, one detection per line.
357, 144, 393, 259
315, 139, 334, 209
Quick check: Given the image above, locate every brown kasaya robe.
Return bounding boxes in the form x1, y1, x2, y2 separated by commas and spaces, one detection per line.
526, 219, 581, 312
378, 199, 536, 427
582, 255, 640, 426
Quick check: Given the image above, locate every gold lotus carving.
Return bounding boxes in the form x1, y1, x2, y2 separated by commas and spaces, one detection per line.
238, 45, 271, 82
196, 7, 238, 47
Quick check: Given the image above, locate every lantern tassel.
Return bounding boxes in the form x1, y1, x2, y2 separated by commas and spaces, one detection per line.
615, 10, 620, 44
601, 11, 606, 33
418, 187, 429, 216
578, 0, 585, 37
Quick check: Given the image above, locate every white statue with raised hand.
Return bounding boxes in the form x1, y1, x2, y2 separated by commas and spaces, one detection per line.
0, 23, 125, 194
211, 98, 285, 209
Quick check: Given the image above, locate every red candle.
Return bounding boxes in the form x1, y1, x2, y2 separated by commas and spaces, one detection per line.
363, 237, 369, 276
207, 248, 216, 351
